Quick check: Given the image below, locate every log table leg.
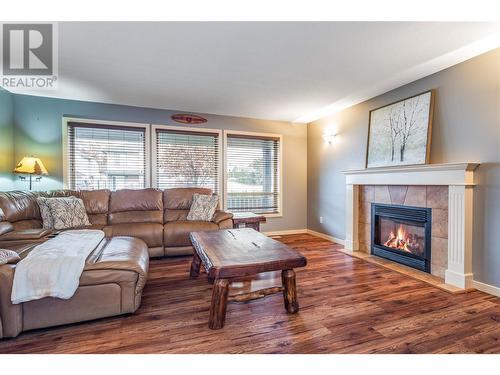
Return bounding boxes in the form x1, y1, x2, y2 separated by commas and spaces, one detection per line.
282, 269, 299, 313
190, 252, 202, 278
209, 278, 230, 329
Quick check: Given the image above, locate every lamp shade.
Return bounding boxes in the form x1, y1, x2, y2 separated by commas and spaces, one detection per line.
13, 156, 48, 175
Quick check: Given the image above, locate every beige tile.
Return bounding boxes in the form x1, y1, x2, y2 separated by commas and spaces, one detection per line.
358, 201, 372, 224
427, 186, 449, 209
431, 263, 446, 279
431, 236, 448, 277
359, 185, 374, 202
388, 185, 408, 205
432, 209, 448, 239
359, 242, 371, 253
374, 186, 391, 204
404, 186, 427, 207
358, 222, 372, 244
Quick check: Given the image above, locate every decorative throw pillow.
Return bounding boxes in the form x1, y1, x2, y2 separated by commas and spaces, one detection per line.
187, 193, 219, 221
37, 196, 78, 229
37, 197, 60, 229
45, 197, 91, 230
0, 249, 21, 265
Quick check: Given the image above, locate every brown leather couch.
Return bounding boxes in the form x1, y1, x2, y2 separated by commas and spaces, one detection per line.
0, 187, 233, 338
0, 187, 233, 257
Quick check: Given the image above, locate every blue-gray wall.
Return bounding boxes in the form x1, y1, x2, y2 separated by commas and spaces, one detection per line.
0, 88, 14, 191
10, 94, 308, 232
307, 48, 500, 287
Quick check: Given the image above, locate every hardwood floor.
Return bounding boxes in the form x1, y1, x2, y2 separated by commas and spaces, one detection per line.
1, 234, 499, 354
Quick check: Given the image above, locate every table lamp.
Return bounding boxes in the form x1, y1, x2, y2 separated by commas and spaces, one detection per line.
13, 156, 48, 190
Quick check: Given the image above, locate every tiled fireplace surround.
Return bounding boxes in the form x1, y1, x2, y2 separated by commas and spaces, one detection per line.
358, 185, 449, 278
343, 163, 479, 291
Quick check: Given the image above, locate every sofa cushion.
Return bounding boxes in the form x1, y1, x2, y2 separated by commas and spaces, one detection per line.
163, 220, 218, 247
88, 214, 108, 227
109, 211, 163, 225
0, 191, 41, 223
187, 193, 219, 221
163, 188, 213, 210
110, 189, 162, 213
83, 236, 149, 293
80, 190, 110, 214
104, 223, 163, 248
164, 209, 189, 222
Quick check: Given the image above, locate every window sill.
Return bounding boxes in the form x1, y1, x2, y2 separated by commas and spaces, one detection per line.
262, 213, 282, 218
227, 211, 282, 218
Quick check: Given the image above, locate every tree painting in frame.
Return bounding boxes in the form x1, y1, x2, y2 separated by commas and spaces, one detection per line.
366, 90, 435, 168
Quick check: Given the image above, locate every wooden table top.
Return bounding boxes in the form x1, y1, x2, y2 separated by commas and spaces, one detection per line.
231, 212, 267, 224
190, 228, 307, 279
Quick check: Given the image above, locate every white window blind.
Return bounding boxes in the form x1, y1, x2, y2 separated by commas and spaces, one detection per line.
67, 122, 147, 190
155, 128, 220, 193
226, 134, 280, 214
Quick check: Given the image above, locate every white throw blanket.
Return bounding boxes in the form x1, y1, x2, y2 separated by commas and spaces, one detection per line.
11, 229, 105, 304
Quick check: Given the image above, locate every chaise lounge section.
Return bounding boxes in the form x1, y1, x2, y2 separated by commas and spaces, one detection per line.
0, 236, 149, 338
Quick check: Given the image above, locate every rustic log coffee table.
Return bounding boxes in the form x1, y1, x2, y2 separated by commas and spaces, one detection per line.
189, 228, 307, 330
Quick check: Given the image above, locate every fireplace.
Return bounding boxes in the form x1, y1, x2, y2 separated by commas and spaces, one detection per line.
371, 203, 432, 272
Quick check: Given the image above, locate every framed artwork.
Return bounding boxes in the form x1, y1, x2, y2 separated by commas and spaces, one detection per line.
366, 90, 435, 168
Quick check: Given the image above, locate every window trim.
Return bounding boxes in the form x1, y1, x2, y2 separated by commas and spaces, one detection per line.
62, 120, 283, 218
62, 117, 151, 189
223, 130, 283, 218
151, 124, 223, 205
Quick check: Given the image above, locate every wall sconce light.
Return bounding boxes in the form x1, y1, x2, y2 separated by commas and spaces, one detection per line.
322, 133, 337, 144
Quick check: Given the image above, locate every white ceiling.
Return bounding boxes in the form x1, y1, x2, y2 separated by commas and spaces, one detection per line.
9, 22, 500, 123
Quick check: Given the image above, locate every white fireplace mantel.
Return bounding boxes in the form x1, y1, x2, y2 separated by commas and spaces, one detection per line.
342, 162, 480, 290
343, 162, 479, 186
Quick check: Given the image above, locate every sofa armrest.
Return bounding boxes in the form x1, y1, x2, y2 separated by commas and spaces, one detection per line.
212, 210, 233, 224
0, 222, 14, 237
0, 264, 23, 338
0, 228, 52, 241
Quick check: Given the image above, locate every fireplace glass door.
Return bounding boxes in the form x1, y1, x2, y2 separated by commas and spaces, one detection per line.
371, 203, 431, 272
378, 217, 425, 257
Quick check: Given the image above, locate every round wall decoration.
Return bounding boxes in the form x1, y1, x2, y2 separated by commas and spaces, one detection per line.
171, 114, 208, 124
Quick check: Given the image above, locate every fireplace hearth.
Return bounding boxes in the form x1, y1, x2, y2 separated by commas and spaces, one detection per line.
371, 203, 432, 272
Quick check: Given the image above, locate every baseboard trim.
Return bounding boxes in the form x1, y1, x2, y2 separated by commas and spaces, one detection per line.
306, 229, 345, 246
264, 229, 308, 236
472, 280, 500, 297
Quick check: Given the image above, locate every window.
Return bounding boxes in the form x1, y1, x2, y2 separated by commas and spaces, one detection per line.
66, 121, 149, 190
225, 132, 281, 215
153, 126, 221, 193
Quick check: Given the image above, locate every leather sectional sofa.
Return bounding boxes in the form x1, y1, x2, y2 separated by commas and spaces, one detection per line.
0, 187, 233, 338
0, 187, 233, 257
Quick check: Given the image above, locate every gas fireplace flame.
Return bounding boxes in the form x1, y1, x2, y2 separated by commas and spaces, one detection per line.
384, 224, 413, 252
